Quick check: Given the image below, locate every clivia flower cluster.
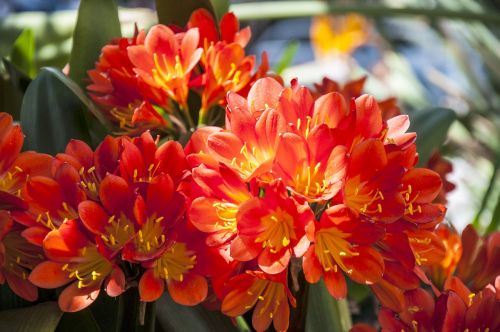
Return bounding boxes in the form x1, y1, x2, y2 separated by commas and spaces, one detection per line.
1, 8, 498, 332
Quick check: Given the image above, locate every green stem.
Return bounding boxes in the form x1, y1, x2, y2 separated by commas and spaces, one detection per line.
235, 316, 251, 332
180, 104, 195, 131
197, 107, 209, 127
231, 1, 500, 24
116, 288, 155, 332
305, 280, 352, 332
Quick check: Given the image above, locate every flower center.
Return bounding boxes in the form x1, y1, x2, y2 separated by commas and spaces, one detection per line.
3, 232, 44, 280
212, 201, 238, 232
255, 207, 295, 253
134, 216, 168, 255
152, 53, 184, 86
294, 162, 328, 198
61, 245, 112, 289
0, 166, 24, 196
315, 227, 359, 274
345, 176, 384, 215
242, 278, 285, 319
230, 143, 271, 179
402, 184, 422, 215
100, 213, 135, 252
79, 166, 100, 201
153, 243, 196, 282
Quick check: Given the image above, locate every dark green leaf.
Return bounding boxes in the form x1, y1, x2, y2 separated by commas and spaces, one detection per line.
0, 302, 63, 332
409, 108, 456, 166
305, 280, 352, 332
0, 70, 23, 120
155, 0, 216, 26
9, 28, 36, 78
3, 58, 32, 93
69, 0, 121, 88
156, 292, 237, 332
0, 284, 30, 311
56, 308, 101, 332
211, 0, 230, 20
20, 68, 92, 154
274, 41, 299, 75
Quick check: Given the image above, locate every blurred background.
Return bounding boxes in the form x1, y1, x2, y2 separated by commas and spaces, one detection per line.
1, 0, 499, 234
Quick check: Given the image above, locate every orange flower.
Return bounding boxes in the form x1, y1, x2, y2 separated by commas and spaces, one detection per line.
189, 163, 253, 246
128, 25, 203, 110
273, 125, 347, 202
29, 219, 125, 312
221, 270, 295, 332
303, 205, 385, 299
231, 181, 313, 274
206, 78, 286, 181
343, 139, 406, 222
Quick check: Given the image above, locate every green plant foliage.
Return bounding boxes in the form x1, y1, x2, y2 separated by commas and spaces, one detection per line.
487, 191, 500, 233
305, 280, 352, 332
69, 0, 121, 88
155, 0, 216, 26
211, 0, 230, 20
55, 309, 101, 332
409, 108, 457, 166
274, 41, 299, 75
20, 68, 92, 154
0, 302, 63, 332
9, 28, 36, 78
156, 292, 237, 332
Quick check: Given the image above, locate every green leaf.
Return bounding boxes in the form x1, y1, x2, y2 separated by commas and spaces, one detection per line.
55, 308, 101, 332
0, 302, 63, 332
274, 41, 299, 75
20, 68, 92, 154
9, 28, 36, 78
305, 280, 352, 332
409, 108, 456, 166
473, 153, 500, 229
211, 0, 230, 20
486, 188, 500, 233
155, 0, 216, 26
69, 0, 121, 88
156, 292, 238, 332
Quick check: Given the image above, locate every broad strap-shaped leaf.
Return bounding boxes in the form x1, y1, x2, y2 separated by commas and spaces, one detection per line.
409, 107, 456, 166
69, 0, 121, 88
155, 0, 216, 26
0, 302, 63, 332
305, 280, 352, 332
156, 292, 238, 332
20, 68, 92, 154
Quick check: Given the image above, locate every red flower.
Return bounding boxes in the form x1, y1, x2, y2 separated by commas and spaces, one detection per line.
303, 205, 385, 299
12, 162, 86, 246
54, 137, 122, 201
0, 211, 42, 301
187, 9, 251, 48
128, 25, 203, 109
119, 131, 188, 186
221, 270, 295, 332
138, 239, 208, 305
232, 181, 313, 274
29, 219, 124, 312
0, 113, 52, 210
